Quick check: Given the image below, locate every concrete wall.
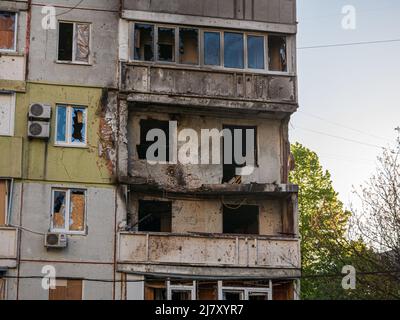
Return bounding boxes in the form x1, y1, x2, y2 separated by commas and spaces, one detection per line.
14, 83, 113, 184
5, 181, 118, 300
28, 1, 120, 88
127, 111, 283, 188
123, 0, 297, 24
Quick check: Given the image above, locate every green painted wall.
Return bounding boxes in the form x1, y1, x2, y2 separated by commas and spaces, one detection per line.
9, 82, 113, 185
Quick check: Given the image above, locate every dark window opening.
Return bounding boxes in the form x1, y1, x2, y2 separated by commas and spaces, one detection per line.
58, 22, 74, 61
223, 291, 243, 300
222, 125, 257, 184
198, 281, 218, 300
224, 32, 244, 69
158, 27, 175, 62
138, 200, 172, 232
204, 32, 220, 66
171, 291, 192, 300
179, 28, 198, 65
145, 281, 166, 300
268, 35, 287, 72
247, 35, 265, 69
137, 119, 169, 161
134, 24, 154, 61
223, 205, 259, 235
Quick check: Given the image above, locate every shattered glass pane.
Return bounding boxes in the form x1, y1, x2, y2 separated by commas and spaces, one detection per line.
53, 191, 66, 230
71, 107, 86, 143
134, 23, 154, 61
179, 28, 199, 64
69, 190, 85, 232
75, 23, 90, 62
268, 35, 287, 72
158, 27, 175, 62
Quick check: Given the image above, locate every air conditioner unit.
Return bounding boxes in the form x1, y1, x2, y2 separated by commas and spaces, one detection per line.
28, 121, 50, 139
28, 103, 51, 120
45, 233, 68, 248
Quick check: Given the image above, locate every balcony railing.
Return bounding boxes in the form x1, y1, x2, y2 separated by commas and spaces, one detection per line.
0, 227, 18, 268
121, 63, 297, 110
118, 232, 300, 270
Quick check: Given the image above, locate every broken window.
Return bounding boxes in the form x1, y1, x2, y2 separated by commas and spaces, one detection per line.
58, 21, 90, 63
144, 281, 167, 300
158, 27, 175, 62
56, 105, 87, 146
204, 31, 220, 66
167, 281, 196, 300
268, 35, 287, 72
0, 11, 16, 51
138, 200, 172, 233
49, 279, 83, 300
224, 32, 244, 69
0, 92, 16, 136
51, 189, 86, 233
247, 35, 265, 69
137, 119, 169, 161
222, 125, 257, 183
272, 281, 295, 300
179, 28, 199, 65
198, 281, 218, 300
223, 205, 259, 235
133, 23, 154, 61
219, 282, 271, 300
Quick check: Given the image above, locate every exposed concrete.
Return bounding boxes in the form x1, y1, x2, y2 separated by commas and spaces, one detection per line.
122, 0, 297, 25
125, 112, 283, 189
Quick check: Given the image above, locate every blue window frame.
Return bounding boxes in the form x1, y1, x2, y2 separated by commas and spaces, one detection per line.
247, 35, 264, 69
204, 32, 220, 66
56, 105, 87, 146
224, 32, 244, 69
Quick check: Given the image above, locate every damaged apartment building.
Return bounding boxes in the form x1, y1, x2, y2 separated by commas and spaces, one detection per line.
0, 0, 300, 300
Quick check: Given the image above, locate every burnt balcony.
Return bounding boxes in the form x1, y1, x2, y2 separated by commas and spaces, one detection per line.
0, 227, 19, 269
121, 63, 297, 117
117, 231, 300, 278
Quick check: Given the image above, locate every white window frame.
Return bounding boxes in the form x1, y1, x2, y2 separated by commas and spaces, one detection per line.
218, 281, 272, 300
0, 179, 11, 226
50, 188, 87, 235
0, 11, 18, 52
129, 21, 292, 75
56, 21, 92, 65
0, 92, 16, 137
54, 104, 88, 148
166, 281, 196, 300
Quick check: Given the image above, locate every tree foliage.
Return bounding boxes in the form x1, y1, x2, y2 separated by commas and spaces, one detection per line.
290, 142, 400, 299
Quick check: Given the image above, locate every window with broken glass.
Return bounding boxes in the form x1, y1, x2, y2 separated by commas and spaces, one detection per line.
58, 21, 91, 63
0, 11, 17, 51
130, 22, 289, 73
51, 189, 86, 234
55, 104, 87, 147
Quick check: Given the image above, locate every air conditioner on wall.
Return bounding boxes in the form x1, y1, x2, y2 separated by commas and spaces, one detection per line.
45, 233, 68, 248
28, 121, 50, 139
28, 103, 51, 120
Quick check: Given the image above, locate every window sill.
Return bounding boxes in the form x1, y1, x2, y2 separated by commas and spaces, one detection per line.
54, 143, 89, 149
55, 60, 92, 66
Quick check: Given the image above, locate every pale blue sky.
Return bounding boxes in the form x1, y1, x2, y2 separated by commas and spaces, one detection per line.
291, 0, 400, 207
